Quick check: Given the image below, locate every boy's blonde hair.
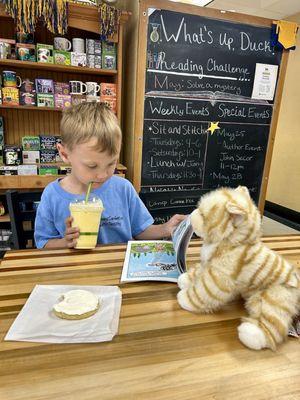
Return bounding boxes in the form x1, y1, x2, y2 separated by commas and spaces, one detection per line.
60, 102, 122, 155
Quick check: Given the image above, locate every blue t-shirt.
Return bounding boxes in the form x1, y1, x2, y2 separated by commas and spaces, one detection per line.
34, 176, 154, 248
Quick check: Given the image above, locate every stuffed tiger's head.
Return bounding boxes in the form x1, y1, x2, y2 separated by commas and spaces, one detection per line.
190, 186, 262, 244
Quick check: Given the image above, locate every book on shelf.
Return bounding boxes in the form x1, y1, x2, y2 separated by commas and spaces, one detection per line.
120, 215, 193, 283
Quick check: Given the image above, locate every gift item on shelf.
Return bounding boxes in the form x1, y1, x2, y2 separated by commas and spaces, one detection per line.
19, 79, 35, 94
2, 87, 19, 105
3, 145, 22, 165
0, 38, 16, 59
35, 79, 54, 94
100, 96, 117, 113
2, 70, 21, 87
16, 43, 35, 61
100, 82, 117, 97
54, 82, 70, 95
86, 81, 100, 96
36, 44, 53, 63
55, 94, 72, 109
22, 136, 40, 151
16, 32, 34, 44
69, 80, 87, 95
72, 38, 85, 53
86, 95, 99, 103
22, 151, 40, 164
0, 166, 18, 175
86, 53, 95, 68
37, 93, 54, 107
94, 55, 102, 69
71, 94, 86, 105
39, 149, 57, 164
53, 50, 71, 65
18, 164, 38, 175
99, 3, 122, 40
19, 92, 36, 106
102, 42, 116, 69
59, 166, 72, 175
54, 37, 72, 51
38, 165, 58, 175
0, 147, 3, 164
40, 135, 60, 150
71, 52, 87, 67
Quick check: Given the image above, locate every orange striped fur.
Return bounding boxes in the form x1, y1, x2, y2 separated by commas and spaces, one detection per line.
177, 186, 300, 351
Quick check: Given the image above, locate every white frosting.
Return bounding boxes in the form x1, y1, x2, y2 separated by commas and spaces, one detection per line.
53, 290, 99, 315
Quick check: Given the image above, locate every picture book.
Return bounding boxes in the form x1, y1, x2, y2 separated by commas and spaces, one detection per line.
120, 215, 193, 283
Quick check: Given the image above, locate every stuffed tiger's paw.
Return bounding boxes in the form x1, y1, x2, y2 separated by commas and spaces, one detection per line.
238, 322, 267, 350
177, 289, 200, 313
177, 272, 192, 290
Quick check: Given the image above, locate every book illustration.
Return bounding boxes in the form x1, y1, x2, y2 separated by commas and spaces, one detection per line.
121, 216, 194, 283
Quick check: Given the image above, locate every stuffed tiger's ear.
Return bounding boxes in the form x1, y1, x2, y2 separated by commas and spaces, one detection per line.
226, 202, 246, 226
236, 186, 250, 197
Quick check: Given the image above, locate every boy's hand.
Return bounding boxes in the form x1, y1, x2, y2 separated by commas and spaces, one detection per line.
64, 216, 80, 248
163, 214, 186, 238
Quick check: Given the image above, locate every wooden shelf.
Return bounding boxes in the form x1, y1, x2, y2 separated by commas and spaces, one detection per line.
0, 214, 10, 223
0, 163, 127, 189
0, 104, 62, 112
0, 59, 117, 76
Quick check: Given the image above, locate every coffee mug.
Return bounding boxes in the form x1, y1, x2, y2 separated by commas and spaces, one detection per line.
37, 48, 50, 62
86, 82, 100, 96
2, 71, 22, 87
72, 38, 85, 53
0, 42, 11, 59
54, 37, 72, 51
69, 80, 87, 95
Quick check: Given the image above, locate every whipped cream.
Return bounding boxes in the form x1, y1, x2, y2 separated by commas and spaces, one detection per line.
53, 290, 99, 315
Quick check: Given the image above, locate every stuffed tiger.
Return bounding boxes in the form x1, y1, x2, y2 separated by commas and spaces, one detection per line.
177, 186, 300, 350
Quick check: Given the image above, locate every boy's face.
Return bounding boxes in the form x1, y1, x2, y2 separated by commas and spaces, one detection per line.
57, 138, 120, 189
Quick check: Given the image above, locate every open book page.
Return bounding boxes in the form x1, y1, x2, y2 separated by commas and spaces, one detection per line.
171, 215, 194, 274
120, 240, 179, 283
121, 216, 194, 283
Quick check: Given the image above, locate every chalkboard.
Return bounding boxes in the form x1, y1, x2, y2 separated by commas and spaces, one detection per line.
133, 1, 288, 221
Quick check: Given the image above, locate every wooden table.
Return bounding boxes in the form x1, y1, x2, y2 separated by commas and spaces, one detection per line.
1, 235, 299, 400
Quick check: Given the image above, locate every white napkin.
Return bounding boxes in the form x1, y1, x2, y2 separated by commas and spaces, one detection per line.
5, 285, 122, 343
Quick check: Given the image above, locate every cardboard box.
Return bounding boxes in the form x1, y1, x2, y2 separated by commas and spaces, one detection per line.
35, 79, 54, 94
22, 150, 40, 164
38, 165, 58, 175
2, 88, 19, 106
18, 164, 38, 175
37, 94, 54, 108
22, 136, 40, 150
54, 82, 69, 95
0, 166, 18, 175
20, 92, 36, 106
71, 52, 87, 67
16, 43, 36, 62
40, 135, 58, 150
36, 43, 53, 63
54, 94, 72, 109
53, 50, 71, 65
102, 42, 116, 70
40, 149, 57, 163
100, 96, 117, 114
3, 146, 22, 165
100, 83, 117, 97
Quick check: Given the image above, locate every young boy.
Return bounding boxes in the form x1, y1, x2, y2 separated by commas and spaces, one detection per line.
34, 102, 185, 249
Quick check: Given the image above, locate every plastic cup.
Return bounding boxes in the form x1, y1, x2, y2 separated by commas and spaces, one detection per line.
69, 195, 104, 249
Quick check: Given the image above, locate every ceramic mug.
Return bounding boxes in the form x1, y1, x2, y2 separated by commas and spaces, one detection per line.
0, 42, 11, 59
54, 37, 72, 51
86, 82, 100, 96
69, 80, 87, 95
37, 48, 50, 62
2, 71, 22, 87
72, 38, 85, 53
